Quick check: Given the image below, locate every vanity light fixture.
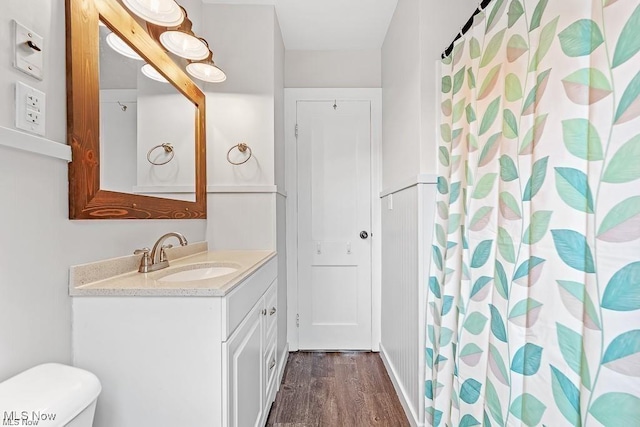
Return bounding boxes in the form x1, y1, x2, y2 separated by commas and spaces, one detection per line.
122, 0, 184, 27
121, 1, 226, 82
141, 63, 168, 83
186, 57, 227, 83
106, 32, 144, 60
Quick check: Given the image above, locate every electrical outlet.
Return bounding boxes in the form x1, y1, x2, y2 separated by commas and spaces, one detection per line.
26, 109, 41, 125
15, 81, 46, 136
27, 94, 40, 109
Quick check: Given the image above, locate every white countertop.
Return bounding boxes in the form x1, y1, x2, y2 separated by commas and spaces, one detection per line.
70, 248, 276, 297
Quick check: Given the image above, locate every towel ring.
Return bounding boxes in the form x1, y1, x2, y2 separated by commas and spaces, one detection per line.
227, 143, 252, 165
147, 143, 175, 166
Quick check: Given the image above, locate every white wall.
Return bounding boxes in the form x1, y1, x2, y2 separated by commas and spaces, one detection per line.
381, 0, 477, 187
201, 4, 276, 187
206, 193, 275, 250
0, 0, 206, 381
285, 50, 381, 88
381, 0, 421, 189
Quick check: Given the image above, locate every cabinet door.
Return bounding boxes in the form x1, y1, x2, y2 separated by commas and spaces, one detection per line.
225, 302, 264, 427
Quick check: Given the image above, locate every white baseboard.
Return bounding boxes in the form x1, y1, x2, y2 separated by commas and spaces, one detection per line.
379, 343, 423, 427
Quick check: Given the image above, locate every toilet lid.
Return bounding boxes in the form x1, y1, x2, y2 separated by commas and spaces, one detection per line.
0, 363, 101, 425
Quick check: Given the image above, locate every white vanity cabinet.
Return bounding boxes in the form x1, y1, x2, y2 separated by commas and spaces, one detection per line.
224, 282, 278, 427
72, 254, 279, 427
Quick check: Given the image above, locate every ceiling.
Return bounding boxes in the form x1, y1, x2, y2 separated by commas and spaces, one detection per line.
201, 0, 399, 51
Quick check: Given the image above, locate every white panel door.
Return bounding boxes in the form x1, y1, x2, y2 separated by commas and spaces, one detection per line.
297, 100, 372, 350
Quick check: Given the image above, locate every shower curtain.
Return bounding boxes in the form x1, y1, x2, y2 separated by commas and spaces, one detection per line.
427, 0, 640, 425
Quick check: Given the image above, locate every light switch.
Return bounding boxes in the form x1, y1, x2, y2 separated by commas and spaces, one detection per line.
13, 20, 44, 80
16, 82, 46, 136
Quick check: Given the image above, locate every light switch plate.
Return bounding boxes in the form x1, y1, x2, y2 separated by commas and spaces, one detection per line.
16, 82, 46, 136
13, 20, 44, 80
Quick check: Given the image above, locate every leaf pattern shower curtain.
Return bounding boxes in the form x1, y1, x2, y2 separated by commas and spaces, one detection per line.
426, 0, 640, 425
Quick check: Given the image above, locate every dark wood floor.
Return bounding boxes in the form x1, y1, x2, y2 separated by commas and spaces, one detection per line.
266, 352, 410, 427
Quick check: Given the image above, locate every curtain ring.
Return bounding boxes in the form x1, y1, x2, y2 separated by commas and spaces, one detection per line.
147, 143, 175, 166
227, 143, 253, 165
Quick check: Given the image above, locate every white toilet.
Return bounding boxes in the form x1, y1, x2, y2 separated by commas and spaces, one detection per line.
0, 363, 101, 427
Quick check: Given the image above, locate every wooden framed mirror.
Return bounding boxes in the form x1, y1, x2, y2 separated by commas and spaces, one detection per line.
65, 0, 206, 219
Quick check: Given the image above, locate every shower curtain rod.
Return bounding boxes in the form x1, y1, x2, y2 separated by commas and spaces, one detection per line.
441, 0, 494, 59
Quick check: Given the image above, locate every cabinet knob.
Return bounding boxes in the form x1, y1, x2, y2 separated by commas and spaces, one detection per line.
269, 307, 277, 316
261, 309, 267, 316
269, 359, 276, 370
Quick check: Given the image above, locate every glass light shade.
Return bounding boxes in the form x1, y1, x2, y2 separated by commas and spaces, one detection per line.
160, 31, 209, 60
122, 0, 184, 27
141, 63, 168, 83
186, 62, 227, 83
106, 33, 143, 61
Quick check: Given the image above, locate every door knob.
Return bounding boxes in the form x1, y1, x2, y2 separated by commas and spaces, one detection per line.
360, 231, 369, 239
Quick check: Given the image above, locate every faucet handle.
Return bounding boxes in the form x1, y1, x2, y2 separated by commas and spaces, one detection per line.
134, 248, 152, 273
160, 244, 173, 262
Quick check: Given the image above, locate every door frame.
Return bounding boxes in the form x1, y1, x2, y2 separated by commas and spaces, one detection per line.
285, 88, 382, 351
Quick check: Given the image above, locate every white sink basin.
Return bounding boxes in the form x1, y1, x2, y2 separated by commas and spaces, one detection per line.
158, 264, 239, 282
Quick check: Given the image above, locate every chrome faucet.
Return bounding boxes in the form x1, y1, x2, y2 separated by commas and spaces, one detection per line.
134, 232, 188, 273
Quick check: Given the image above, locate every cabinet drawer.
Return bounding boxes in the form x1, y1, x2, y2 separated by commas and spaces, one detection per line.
224, 256, 277, 339
264, 281, 278, 336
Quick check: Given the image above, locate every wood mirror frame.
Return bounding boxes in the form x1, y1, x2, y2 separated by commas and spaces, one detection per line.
65, 0, 206, 219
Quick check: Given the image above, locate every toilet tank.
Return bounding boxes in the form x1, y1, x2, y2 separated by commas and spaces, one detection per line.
0, 363, 101, 427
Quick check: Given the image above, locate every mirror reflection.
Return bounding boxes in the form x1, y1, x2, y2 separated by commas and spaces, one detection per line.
98, 21, 196, 202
